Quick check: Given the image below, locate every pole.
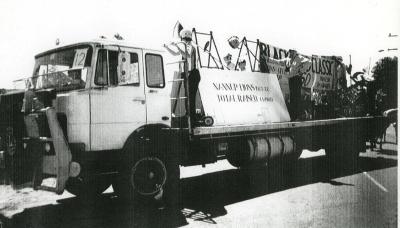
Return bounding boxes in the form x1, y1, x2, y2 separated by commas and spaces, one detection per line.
193, 28, 202, 68
368, 57, 371, 75
183, 42, 192, 135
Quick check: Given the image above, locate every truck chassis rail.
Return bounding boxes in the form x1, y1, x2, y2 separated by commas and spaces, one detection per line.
192, 116, 381, 139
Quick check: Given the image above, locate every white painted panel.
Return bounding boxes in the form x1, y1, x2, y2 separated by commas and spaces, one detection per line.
90, 123, 142, 151
90, 86, 146, 151
55, 90, 90, 150
198, 69, 290, 126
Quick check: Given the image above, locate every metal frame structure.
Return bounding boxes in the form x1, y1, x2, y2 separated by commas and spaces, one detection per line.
235, 37, 260, 72
192, 28, 224, 69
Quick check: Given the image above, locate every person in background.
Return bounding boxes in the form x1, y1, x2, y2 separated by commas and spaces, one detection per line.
332, 56, 351, 90
223, 53, 235, 70
228, 36, 240, 49
264, 49, 311, 120
238, 59, 246, 71
164, 29, 200, 126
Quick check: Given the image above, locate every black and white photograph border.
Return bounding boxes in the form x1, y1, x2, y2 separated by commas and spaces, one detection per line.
0, 0, 398, 227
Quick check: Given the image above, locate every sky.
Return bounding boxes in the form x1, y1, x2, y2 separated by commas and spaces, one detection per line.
0, 0, 399, 88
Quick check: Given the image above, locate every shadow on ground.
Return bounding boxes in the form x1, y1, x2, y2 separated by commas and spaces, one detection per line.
1, 151, 397, 228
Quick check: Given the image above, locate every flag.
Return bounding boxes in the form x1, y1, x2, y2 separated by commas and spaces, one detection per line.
172, 21, 183, 40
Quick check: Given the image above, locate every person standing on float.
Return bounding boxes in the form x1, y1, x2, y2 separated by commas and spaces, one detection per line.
264, 49, 311, 120
164, 29, 200, 126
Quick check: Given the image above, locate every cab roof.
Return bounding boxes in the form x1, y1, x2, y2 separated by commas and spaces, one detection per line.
35, 39, 164, 58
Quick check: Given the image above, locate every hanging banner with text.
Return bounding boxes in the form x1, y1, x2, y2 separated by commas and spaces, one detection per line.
310, 55, 336, 91
258, 41, 337, 92
198, 68, 290, 126
258, 42, 291, 100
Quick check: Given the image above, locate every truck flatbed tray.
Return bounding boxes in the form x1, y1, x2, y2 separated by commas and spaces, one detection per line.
193, 116, 375, 136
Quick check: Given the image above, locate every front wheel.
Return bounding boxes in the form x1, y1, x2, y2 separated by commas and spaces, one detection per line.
114, 133, 180, 209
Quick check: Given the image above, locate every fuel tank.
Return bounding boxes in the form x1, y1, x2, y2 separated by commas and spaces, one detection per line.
227, 134, 297, 167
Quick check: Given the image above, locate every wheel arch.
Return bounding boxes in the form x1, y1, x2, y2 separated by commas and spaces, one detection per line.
122, 123, 170, 153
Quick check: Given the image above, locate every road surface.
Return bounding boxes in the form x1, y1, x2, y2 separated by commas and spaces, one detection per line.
0, 126, 397, 228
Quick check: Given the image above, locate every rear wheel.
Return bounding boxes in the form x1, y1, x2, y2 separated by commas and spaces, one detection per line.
325, 131, 362, 174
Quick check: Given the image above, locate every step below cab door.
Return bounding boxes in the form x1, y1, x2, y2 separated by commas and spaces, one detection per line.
90, 47, 146, 151
143, 51, 171, 126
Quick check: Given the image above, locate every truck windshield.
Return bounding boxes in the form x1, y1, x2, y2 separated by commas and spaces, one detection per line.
24, 45, 93, 91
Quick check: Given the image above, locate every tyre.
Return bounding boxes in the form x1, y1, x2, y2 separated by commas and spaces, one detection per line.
226, 138, 251, 168
114, 129, 180, 209
8, 136, 31, 186
325, 131, 361, 173
66, 176, 111, 199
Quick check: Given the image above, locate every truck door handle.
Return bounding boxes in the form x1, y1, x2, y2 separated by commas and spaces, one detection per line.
132, 97, 145, 104
148, 89, 158, 93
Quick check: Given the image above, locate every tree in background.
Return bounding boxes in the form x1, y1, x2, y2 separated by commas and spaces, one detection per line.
330, 56, 397, 117
371, 56, 398, 113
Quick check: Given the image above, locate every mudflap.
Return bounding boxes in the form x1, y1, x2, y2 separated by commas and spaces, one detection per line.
161, 128, 189, 166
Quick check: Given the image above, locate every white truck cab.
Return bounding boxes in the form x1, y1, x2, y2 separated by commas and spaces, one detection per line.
31, 40, 172, 152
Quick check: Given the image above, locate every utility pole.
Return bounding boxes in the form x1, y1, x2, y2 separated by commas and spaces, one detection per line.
378, 33, 399, 53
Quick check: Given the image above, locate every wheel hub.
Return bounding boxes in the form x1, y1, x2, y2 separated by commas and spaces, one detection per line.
148, 172, 155, 179
131, 157, 167, 196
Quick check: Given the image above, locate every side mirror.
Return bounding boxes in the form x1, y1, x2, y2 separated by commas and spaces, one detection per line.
81, 68, 88, 82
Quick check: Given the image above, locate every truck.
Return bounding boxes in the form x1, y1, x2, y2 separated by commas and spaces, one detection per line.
0, 33, 388, 208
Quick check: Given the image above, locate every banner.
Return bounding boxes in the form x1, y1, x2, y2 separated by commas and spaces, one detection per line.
258, 42, 290, 100
258, 41, 338, 93
310, 55, 336, 91
198, 68, 290, 126
258, 42, 290, 78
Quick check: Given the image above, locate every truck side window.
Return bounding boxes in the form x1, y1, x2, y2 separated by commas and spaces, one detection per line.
95, 49, 138, 87
145, 54, 165, 88
108, 51, 118, 86
94, 49, 108, 86
94, 49, 119, 86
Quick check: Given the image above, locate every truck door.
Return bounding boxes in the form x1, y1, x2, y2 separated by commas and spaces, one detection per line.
90, 47, 146, 151
143, 52, 171, 125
